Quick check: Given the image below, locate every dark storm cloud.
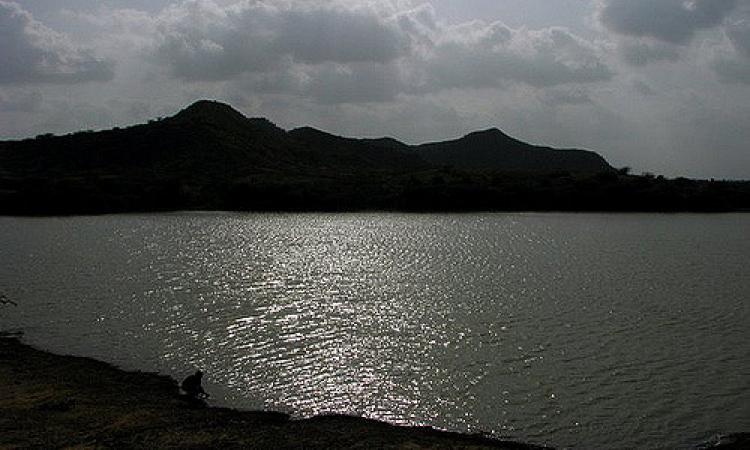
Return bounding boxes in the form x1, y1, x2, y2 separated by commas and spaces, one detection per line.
0, 1, 114, 84
600, 0, 738, 44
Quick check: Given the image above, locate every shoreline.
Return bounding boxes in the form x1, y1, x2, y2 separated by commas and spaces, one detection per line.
0, 336, 545, 449
3, 207, 750, 218
2, 336, 749, 449
2, 210, 749, 225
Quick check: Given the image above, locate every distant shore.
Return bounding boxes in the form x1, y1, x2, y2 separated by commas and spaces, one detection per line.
0, 336, 544, 449
3, 100, 750, 216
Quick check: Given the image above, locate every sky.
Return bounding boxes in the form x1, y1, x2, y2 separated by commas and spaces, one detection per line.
1, 0, 749, 179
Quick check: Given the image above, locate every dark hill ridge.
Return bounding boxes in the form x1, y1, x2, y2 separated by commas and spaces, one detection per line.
0, 100, 614, 177
168, 100, 614, 175
0, 100, 425, 178
173, 99, 248, 122
1, 100, 748, 214
288, 126, 424, 170
416, 128, 611, 173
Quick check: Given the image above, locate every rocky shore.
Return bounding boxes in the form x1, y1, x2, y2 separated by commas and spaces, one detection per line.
0, 336, 544, 449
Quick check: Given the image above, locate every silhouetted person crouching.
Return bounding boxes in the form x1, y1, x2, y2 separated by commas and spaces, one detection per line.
181, 370, 209, 399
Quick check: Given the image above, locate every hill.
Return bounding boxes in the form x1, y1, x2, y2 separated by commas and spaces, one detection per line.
416, 128, 611, 172
0, 100, 748, 214
0, 100, 611, 178
0, 100, 423, 178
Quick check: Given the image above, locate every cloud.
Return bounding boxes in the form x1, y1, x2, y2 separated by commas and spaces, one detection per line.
712, 14, 750, 84
618, 39, 681, 66
277, 7, 410, 64
599, 0, 738, 44
148, 1, 612, 94
229, 61, 406, 104
305, 62, 405, 104
632, 80, 656, 95
424, 23, 614, 89
151, 0, 412, 81
540, 88, 593, 106
0, 90, 42, 112
0, 1, 114, 84
267, 21, 613, 103
726, 19, 750, 58
714, 59, 750, 84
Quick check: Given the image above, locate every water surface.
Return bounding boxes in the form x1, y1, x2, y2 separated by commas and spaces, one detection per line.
1, 213, 748, 448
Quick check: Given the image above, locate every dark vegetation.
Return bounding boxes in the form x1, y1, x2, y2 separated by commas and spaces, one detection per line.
1, 100, 748, 215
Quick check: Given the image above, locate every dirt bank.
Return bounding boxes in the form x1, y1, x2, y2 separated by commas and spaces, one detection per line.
0, 336, 545, 449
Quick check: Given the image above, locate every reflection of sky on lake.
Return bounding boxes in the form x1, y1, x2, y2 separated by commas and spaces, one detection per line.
1, 213, 749, 449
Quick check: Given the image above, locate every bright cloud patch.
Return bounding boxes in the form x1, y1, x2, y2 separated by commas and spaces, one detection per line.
0, 1, 114, 84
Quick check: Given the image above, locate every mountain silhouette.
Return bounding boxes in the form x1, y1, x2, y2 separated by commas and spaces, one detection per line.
0, 100, 614, 175
1, 100, 747, 214
416, 128, 611, 172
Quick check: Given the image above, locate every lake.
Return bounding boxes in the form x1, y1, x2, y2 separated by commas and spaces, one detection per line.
1, 213, 748, 448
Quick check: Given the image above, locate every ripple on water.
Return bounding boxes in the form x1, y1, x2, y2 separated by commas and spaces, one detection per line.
1, 213, 749, 449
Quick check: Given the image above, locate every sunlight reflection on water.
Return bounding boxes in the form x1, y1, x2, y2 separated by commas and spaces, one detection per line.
1, 213, 749, 449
